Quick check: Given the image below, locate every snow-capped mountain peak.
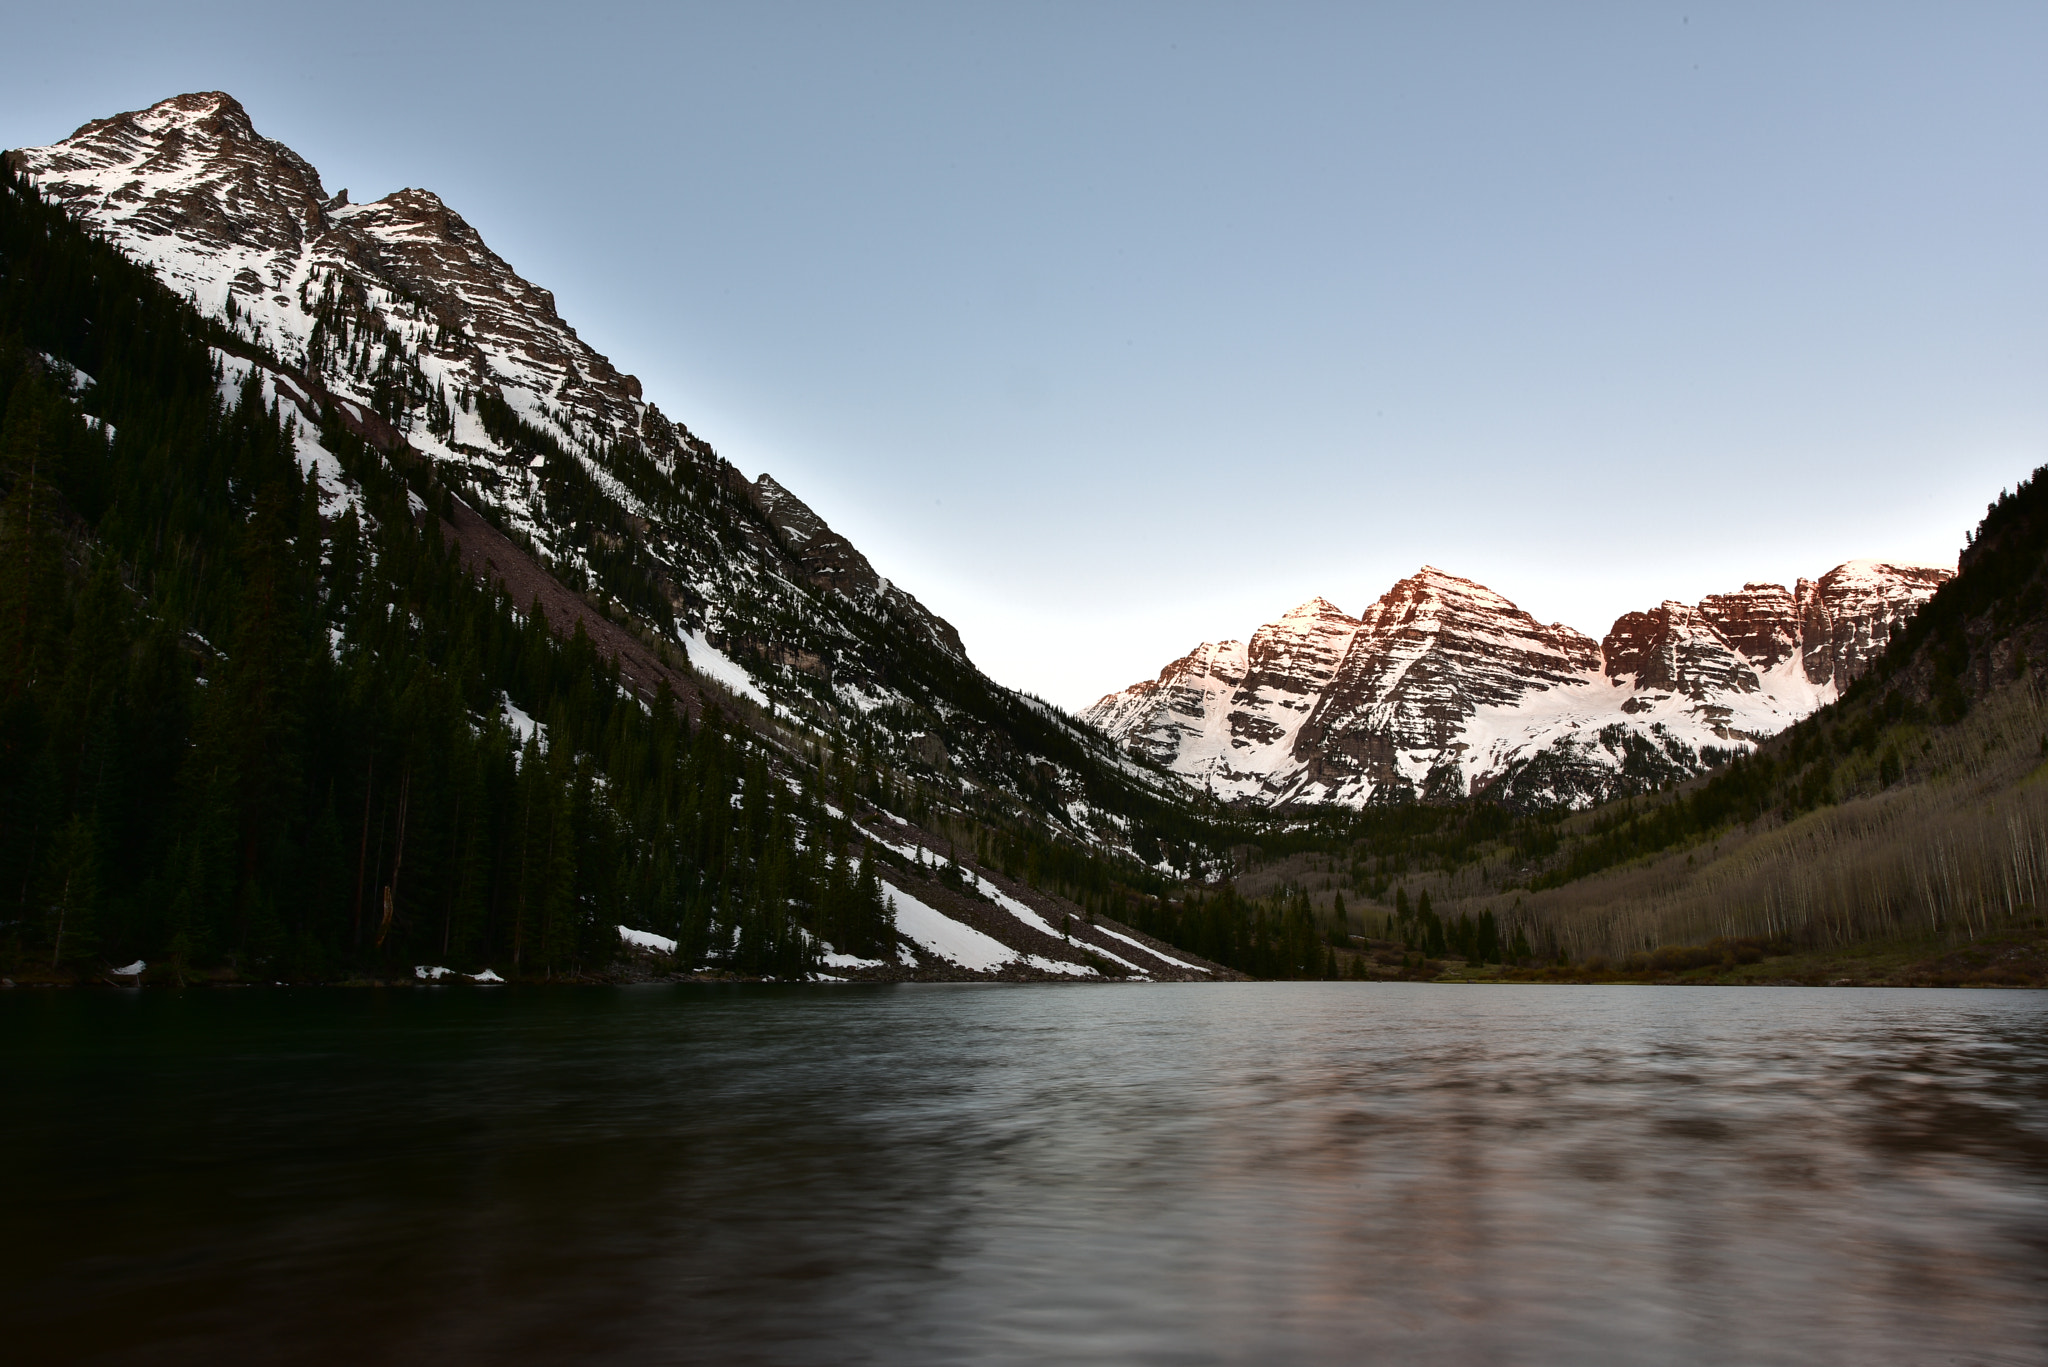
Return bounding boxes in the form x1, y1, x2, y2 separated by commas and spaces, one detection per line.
1084, 560, 1952, 808
1278, 595, 1352, 623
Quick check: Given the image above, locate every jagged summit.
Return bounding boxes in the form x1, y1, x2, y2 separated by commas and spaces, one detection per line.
1084, 560, 1951, 808
1279, 596, 1352, 622
66, 90, 268, 150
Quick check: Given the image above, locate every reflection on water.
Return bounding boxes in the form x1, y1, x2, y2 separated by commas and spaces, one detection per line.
4, 984, 2046, 1365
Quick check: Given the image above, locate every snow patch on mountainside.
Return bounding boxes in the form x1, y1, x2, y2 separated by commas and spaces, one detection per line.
886, 881, 1097, 976
680, 630, 770, 707
618, 926, 677, 955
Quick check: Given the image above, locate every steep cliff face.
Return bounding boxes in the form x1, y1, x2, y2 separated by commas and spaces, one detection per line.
1085, 560, 1952, 809
1697, 583, 1802, 673
1602, 601, 1762, 700
1797, 561, 1955, 686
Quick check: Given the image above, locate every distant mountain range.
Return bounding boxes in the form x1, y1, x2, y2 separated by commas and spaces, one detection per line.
8, 88, 2010, 992
1083, 561, 1950, 808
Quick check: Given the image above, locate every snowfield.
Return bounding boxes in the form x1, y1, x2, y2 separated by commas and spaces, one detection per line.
618, 926, 678, 955
885, 881, 1099, 977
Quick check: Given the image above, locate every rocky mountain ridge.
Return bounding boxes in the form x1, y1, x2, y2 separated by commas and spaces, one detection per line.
8, 91, 1187, 865
1084, 561, 1952, 808
7, 93, 958, 667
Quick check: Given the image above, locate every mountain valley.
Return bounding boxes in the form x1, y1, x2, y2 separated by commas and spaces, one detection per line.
2, 91, 2044, 989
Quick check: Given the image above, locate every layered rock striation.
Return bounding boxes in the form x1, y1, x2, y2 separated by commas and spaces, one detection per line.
1084, 561, 1952, 808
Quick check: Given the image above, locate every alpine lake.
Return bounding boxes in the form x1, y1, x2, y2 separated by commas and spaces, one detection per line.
5, 982, 2046, 1366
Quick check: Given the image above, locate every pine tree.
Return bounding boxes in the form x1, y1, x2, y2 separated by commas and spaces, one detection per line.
1477, 909, 1500, 965
0, 382, 65, 695
853, 844, 891, 958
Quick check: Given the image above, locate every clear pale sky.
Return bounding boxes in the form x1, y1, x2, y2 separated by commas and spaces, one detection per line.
6, 2, 2045, 708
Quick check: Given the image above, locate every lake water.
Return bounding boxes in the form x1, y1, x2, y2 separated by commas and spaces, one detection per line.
4, 983, 2046, 1366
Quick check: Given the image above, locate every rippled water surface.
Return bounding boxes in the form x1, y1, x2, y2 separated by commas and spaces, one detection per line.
5, 984, 2047, 1365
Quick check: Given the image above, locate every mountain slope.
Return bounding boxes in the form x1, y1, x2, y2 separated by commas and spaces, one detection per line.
1086, 561, 1949, 810
1475, 482, 2048, 973
7, 91, 1211, 875
0, 98, 1237, 984
6, 91, 961, 686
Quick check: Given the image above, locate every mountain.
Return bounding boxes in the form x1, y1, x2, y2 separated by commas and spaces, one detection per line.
4, 90, 2004, 988
1083, 561, 1950, 809
1, 93, 1239, 986
5, 92, 1209, 860
7, 92, 966, 684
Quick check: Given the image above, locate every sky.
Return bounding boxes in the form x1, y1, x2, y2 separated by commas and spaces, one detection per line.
5, 2, 2046, 708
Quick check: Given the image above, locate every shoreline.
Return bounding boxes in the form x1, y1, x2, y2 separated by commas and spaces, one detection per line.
8, 927, 2045, 991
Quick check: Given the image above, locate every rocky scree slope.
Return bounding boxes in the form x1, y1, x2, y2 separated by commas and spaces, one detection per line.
1085, 562, 1950, 810
8, 91, 1196, 871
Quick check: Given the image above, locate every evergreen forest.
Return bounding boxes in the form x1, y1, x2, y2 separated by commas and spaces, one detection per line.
0, 167, 900, 983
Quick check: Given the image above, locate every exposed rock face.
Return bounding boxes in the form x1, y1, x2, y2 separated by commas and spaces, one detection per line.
21, 93, 329, 275
1085, 640, 1251, 772
751, 474, 879, 596
10, 94, 649, 444
1797, 561, 1955, 686
7, 91, 970, 710
1602, 602, 1761, 699
748, 474, 965, 659
1697, 583, 1802, 673
1300, 569, 1602, 776
1084, 560, 1953, 808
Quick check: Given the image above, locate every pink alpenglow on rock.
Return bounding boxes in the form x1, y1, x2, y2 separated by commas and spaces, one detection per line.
1083, 561, 1951, 809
